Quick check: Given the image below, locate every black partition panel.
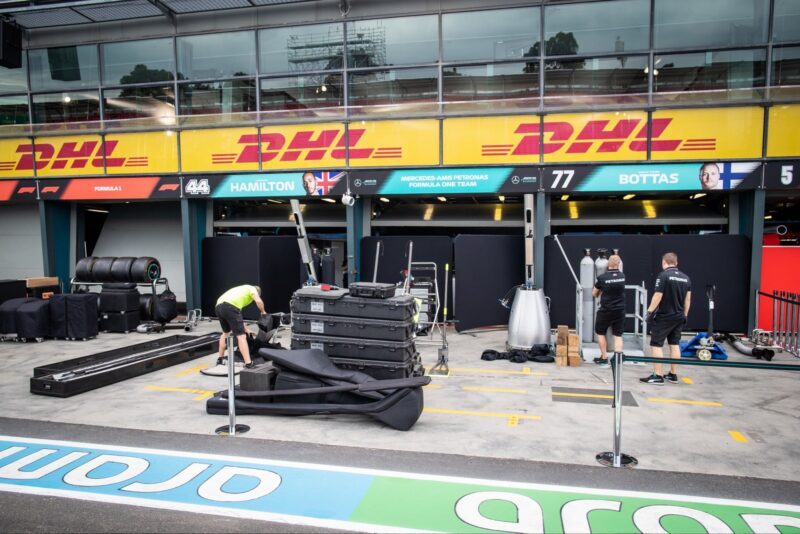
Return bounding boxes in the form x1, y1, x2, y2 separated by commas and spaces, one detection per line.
202, 236, 302, 319
258, 236, 303, 316
544, 236, 653, 331
544, 235, 750, 333
453, 235, 524, 332
653, 235, 750, 333
360, 236, 453, 320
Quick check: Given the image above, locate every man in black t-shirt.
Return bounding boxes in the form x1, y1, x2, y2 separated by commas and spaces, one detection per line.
592, 255, 626, 368
641, 252, 692, 385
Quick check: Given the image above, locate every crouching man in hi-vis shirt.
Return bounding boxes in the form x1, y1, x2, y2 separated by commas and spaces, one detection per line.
215, 285, 266, 369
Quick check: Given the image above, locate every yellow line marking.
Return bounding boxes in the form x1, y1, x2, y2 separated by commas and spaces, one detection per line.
648, 397, 722, 407
682, 377, 693, 385
424, 408, 540, 420
448, 367, 547, 377
552, 392, 613, 400
176, 363, 209, 376
145, 385, 216, 401
463, 386, 527, 394
728, 431, 749, 443
423, 384, 443, 389
507, 415, 519, 427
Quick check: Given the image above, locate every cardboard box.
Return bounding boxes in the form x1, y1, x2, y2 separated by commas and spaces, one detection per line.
556, 325, 569, 346
26, 277, 59, 288
556, 355, 568, 367
556, 345, 568, 357
568, 355, 582, 367
568, 333, 580, 348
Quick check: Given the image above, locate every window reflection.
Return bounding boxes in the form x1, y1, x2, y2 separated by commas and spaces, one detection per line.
32, 91, 100, 123
102, 39, 174, 85
0, 95, 29, 125
259, 23, 344, 75
544, 0, 649, 56
443, 63, 539, 112
348, 67, 438, 115
653, 49, 766, 103
260, 75, 343, 118
103, 86, 175, 122
771, 46, 800, 101
28, 46, 99, 91
773, 0, 800, 43
544, 56, 648, 107
177, 31, 256, 80
654, 0, 767, 49
442, 7, 540, 62
0, 51, 27, 94
178, 80, 256, 116
347, 15, 437, 67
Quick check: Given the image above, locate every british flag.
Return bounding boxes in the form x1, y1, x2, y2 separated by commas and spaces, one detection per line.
314, 171, 344, 196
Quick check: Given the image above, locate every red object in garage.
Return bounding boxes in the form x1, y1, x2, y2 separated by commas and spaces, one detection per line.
758, 246, 800, 330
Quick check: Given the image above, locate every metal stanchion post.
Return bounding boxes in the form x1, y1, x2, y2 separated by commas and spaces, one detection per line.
597, 350, 637, 468
215, 335, 250, 436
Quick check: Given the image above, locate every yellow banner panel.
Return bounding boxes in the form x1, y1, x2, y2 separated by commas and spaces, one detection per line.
105, 131, 178, 175
650, 107, 763, 160
0, 138, 35, 178
180, 127, 259, 173
30, 135, 105, 177
349, 119, 440, 168
767, 104, 800, 157
543, 111, 649, 163
257, 122, 345, 171
443, 115, 537, 166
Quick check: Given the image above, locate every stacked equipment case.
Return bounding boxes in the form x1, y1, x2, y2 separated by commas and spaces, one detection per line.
290, 284, 423, 379
99, 283, 140, 333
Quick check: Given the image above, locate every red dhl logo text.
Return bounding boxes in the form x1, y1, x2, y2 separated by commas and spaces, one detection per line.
212, 129, 402, 165
481, 119, 716, 156
3, 141, 149, 171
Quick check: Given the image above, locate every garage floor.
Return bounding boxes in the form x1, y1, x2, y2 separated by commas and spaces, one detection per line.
1, 319, 798, 483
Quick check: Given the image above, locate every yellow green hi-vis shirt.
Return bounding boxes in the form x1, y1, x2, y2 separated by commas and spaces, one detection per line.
216, 285, 257, 310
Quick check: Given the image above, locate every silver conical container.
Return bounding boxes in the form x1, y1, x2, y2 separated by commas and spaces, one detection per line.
507, 286, 551, 349
580, 249, 595, 342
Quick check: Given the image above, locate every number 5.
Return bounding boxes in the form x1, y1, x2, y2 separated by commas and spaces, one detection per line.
781, 165, 793, 185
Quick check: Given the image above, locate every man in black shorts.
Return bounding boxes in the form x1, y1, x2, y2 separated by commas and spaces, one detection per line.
215, 284, 267, 369
641, 252, 692, 385
593, 255, 626, 368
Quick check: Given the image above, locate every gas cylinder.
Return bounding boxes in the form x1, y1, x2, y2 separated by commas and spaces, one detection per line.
580, 249, 595, 342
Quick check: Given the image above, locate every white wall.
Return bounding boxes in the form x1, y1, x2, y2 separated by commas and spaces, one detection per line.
0, 205, 44, 280
92, 203, 186, 302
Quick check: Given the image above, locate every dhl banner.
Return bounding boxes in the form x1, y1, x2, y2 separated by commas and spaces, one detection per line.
443, 115, 538, 166
105, 131, 178, 175
542, 111, 649, 163
0, 134, 177, 177
180, 127, 259, 173
32, 135, 106, 177
444, 108, 763, 164
767, 105, 800, 158
38, 176, 181, 201
348, 119, 439, 168
650, 107, 763, 160
0, 138, 34, 178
